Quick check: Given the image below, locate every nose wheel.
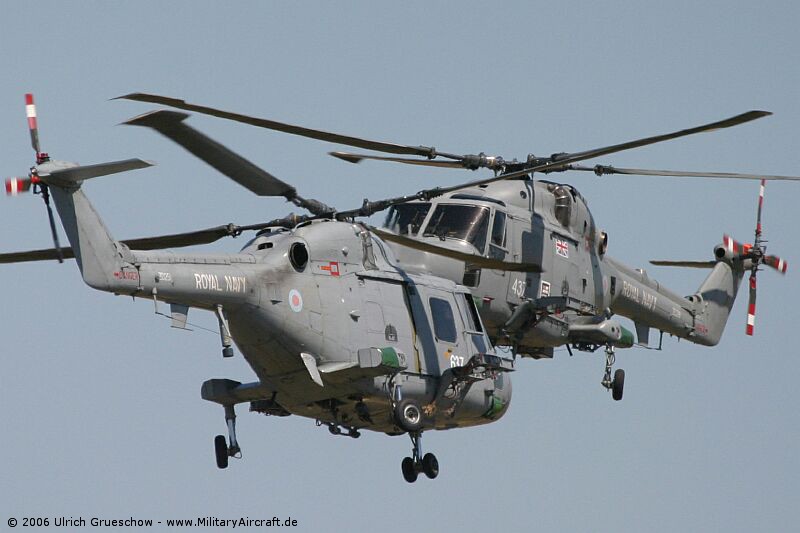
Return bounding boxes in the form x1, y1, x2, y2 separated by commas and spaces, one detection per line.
401, 431, 439, 483
601, 345, 625, 401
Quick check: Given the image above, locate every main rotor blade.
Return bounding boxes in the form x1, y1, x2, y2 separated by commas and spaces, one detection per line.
330, 151, 465, 168
124, 110, 296, 197
118, 92, 446, 159
568, 164, 800, 181
371, 227, 543, 273
360, 110, 776, 203
649, 260, 716, 268
0, 224, 240, 264
124, 110, 332, 215
497, 110, 771, 182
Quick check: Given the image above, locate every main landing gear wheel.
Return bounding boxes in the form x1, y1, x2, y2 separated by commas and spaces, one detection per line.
612, 368, 625, 401
401, 457, 418, 483
400, 431, 439, 483
214, 404, 241, 469
394, 398, 423, 432
214, 435, 229, 469
421, 452, 439, 479
601, 344, 626, 401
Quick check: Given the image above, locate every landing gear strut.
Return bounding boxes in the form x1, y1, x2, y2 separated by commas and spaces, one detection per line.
401, 431, 439, 483
214, 404, 241, 469
601, 345, 625, 401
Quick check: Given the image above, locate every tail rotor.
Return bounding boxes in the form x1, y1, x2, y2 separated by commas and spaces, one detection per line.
723, 179, 788, 336
5, 93, 63, 262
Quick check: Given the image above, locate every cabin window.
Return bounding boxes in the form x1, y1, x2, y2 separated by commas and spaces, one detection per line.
491, 211, 506, 247
457, 293, 483, 333
429, 297, 457, 343
383, 202, 431, 235
553, 186, 572, 226
423, 205, 490, 253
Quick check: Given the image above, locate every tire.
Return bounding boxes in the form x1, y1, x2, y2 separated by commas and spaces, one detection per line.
401, 457, 418, 483
612, 368, 625, 401
214, 435, 229, 469
394, 399, 423, 432
422, 453, 439, 479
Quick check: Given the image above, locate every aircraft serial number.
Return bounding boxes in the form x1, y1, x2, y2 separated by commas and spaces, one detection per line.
511, 279, 526, 298
449, 354, 466, 368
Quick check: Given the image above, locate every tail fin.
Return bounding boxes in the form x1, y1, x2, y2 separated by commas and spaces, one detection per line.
48, 183, 126, 290
34, 159, 151, 290
692, 261, 745, 346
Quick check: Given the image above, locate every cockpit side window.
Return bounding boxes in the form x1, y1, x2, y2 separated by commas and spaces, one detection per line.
491, 211, 506, 247
423, 204, 490, 253
429, 297, 457, 343
383, 203, 431, 235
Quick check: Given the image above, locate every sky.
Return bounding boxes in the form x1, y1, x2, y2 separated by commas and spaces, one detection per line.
1, 1, 798, 532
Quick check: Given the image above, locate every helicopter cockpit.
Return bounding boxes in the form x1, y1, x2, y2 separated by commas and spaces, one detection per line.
423, 204, 490, 251
383, 202, 432, 236
383, 200, 509, 259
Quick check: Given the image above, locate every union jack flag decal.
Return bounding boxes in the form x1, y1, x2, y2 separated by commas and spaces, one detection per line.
555, 239, 569, 258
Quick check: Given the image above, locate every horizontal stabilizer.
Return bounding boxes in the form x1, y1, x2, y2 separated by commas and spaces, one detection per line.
43, 158, 153, 186
372, 227, 543, 273
650, 260, 716, 268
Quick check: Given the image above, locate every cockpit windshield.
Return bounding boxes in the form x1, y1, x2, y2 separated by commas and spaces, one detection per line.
423, 204, 490, 252
383, 203, 431, 235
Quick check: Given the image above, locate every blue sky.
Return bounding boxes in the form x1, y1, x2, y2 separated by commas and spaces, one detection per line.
1, 2, 798, 532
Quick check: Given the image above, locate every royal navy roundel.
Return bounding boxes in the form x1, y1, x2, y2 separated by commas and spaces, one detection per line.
288, 289, 303, 313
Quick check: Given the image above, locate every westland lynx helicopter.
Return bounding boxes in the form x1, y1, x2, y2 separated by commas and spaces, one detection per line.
115, 94, 796, 402
3, 95, 795, 483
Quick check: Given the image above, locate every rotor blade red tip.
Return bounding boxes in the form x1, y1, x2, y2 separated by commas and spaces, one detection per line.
765, 255, 788, 273
25, 93, 40, 154
5, 177, 31, 196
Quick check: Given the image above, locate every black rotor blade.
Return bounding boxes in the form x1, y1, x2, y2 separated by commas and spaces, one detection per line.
436, 110, 773, 190
0, 247, 74, 264
569, 164, 800, 181
330, 151, 465, 168
124, 110, 332, 215
371, 227, 543, 273
649, 260, 716, 268
117, 92, 450, 159
367, 110, 776, 208
40, 186, 63, 263
124, 110, 295, 197
0, 224, 244, 264
555, 110, 770, 167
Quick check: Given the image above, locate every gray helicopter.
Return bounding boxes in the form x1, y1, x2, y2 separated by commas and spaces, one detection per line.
3, 95, 526, 483
2, 95, 794, 483
114, 94, 796, 404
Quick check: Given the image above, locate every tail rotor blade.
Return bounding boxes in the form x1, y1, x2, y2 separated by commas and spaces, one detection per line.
764, 255, 788, 273
723, 234, 750, 256
5, 177, 32, 196
40, 186, 63, 263
25, 93, 41, 156
755, 179, 765, 239
746, 272, 757, 336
